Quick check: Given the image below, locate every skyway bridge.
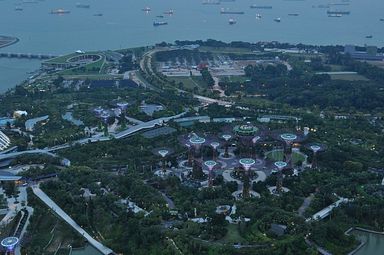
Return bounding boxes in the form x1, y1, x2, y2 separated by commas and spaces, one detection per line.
0, 52, 57, 60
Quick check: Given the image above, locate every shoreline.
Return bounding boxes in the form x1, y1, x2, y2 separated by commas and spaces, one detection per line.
0, 36, 19, 49
345, 227, 384, 255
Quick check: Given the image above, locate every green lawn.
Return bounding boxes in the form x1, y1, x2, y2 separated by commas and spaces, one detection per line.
199, 46, 252, 54
220, 224, 246, 244
220, 76, 248, 83
171, 76, 207, 91
62, 74, 123, 80
330, 74, 369, 81
265, 149, 306, 164
58, 57, 106, 75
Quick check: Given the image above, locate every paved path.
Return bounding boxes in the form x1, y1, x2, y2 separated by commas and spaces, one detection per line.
222, 170, 242, 185
252, 171, 267, 183
32, 186, 114, 255
160, 192, 176, 210
316, 71, 357, 75
298, 193, 314, 217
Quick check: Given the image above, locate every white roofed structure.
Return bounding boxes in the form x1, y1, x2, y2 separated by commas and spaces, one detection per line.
0, 131, 10, 151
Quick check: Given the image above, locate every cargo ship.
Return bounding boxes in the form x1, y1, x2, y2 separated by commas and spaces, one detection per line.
220, 8, 244, 15
163, 9, 174, 15
250, 5, 272, 9
51, 9, 71, 14
327, 10, 350, 15
153, 21, 168, 26
328, 14, 342, 17
76, 3, 90, 8
202, 0, 220, 5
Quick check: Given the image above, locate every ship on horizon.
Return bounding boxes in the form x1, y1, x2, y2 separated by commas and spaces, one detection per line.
153, 21, 168, 26
51, 9, 71, 14
202, 0, 220, 5
327, 10, 350, 15
142, 7, 151, 12
250, 5, 272, 9
163, 9, 174, 15
76, 3, 90, 8
220, 8, 244, 15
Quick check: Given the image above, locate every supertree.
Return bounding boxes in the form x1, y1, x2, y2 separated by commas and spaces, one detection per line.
239, 158, 256, 198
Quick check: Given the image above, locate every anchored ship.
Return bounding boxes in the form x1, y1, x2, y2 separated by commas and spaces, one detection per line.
153, 21, 168, 26
250, 5, 272, 9
51, 9, 71, 14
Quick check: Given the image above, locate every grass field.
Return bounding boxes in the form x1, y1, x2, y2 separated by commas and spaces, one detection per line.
330, 73, 369, 81
265, 149, 306, 164
220, 224, 246, 244
220, 76, 249, 83
171, 76, 207, 91
199, 46, 252, 54
62, 74, 123, 80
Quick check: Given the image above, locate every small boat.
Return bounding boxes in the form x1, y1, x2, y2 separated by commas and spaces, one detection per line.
153, 21, 168, 26
51, 9, 71, 14
15, 7, 23, 11
274, 17, 281, 22
228, 18, 236, 25
365, 35, 373, 39
288, 13, 299, 16
142, 7, 151, 12
156, 15, 164, 18
163, 9, 174, 15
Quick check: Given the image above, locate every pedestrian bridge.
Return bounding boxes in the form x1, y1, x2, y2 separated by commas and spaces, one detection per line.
306, 197, 350, 222
0, 52, 57, 59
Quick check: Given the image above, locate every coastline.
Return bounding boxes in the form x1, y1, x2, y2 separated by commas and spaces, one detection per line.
0, 36, 19, 49
345, 227, 384, 255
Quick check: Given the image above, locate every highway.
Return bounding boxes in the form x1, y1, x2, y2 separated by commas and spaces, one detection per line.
32, 186, 114, 255
113, 111, 187, 139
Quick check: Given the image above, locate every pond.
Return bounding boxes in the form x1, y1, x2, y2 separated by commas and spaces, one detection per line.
351, 229, 384, 255
62, 112, 84, 126
71, 244, 103, 255
139, 104, 164, 116
25, 115, 49, 131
